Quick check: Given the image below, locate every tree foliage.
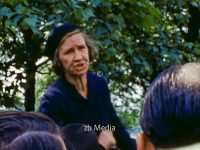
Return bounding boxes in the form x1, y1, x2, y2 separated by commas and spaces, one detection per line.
0, 0, 200, 127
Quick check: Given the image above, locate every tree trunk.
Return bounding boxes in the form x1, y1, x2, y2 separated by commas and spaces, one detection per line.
24, 62, 36, 111
22, 28, 37, 111
186, 2, 200, 42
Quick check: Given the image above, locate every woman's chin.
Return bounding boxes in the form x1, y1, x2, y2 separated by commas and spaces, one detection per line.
74, 69, 88, 76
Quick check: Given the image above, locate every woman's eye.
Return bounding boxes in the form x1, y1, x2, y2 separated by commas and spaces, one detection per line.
79, 46, 86, 51
64, 49, 73, 55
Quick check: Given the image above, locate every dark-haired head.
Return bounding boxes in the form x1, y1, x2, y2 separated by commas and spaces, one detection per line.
2, 131, 66, 150
61, 124, 99, 150
0, 111, 60, 148
140, 62, 200, 148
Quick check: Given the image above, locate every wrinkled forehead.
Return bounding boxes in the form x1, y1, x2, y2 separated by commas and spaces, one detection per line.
177, 63, 200, 85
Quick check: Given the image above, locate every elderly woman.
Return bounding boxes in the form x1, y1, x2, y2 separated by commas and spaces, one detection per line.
137, 62, 200, 150
39, 23, 136, 150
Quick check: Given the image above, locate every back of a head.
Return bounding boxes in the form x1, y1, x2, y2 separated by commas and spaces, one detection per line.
140, 62, 200, 148
2, 131, 66, 150
0, 111, 60, 148
61, 124, 99, 150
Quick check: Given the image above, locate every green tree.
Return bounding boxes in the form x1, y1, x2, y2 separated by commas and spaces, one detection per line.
0, 0, 200, 128
0, 1, 50, 110
0, 0, 160, 111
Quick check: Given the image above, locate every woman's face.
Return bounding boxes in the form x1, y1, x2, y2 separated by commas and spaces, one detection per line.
57, 33, 89, 77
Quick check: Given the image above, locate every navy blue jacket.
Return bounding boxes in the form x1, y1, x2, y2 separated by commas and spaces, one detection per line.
39, 72, 136, 150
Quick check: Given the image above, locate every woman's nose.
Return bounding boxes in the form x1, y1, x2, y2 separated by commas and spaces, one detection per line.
73, 50, 82, 61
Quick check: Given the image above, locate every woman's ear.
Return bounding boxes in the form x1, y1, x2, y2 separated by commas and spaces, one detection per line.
136, 132, 156, 150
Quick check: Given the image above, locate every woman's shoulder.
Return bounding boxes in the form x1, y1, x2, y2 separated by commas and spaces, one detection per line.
87, 72, 109, 94
87, 72, 107, 85
43, 77, 66, 97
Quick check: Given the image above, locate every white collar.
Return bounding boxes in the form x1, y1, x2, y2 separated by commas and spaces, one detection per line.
158, 142, 200, 150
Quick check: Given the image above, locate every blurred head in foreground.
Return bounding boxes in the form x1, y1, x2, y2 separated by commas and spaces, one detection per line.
61, 124, 99, 150
2, 131, 67, 150
0, 111, 64, 149
139, 62, 200, 149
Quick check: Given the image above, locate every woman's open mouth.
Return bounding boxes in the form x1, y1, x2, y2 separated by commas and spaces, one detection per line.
74, 63, 86, 71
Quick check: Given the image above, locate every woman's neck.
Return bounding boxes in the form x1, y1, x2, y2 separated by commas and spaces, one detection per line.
65, 73, 88, 99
